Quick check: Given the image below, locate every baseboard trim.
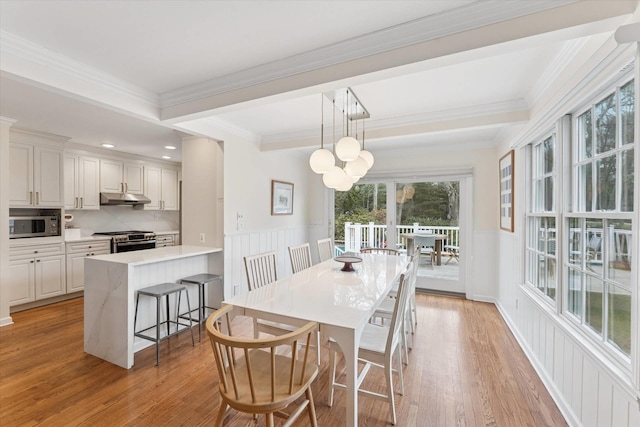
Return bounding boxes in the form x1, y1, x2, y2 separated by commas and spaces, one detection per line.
9, 292, 83, 313
416, 288, 465, 298
0, 316, 14, 327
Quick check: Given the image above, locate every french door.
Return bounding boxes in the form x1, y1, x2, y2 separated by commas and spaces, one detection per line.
333, 174, 471, 295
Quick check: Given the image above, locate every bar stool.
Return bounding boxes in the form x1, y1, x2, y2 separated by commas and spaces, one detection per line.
178, 273, 223, 341
134, 283, 195, 366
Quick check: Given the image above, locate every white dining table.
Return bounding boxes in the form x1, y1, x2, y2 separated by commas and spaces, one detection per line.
223, 253, 409, 427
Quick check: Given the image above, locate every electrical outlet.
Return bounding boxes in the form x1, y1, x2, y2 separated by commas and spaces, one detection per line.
237, 212, 244, 231
199, 233, 205, 243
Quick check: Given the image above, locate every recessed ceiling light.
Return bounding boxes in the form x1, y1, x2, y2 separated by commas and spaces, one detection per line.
101, 143, 115, 148
164, 145, 177, 150
162, 155, 172, 159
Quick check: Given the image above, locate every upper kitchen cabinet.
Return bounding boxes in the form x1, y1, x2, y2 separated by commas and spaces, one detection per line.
100, 159, 144, 194
10, 141, 64, 208
144, 167, 178, 210
64, 155, 100, 210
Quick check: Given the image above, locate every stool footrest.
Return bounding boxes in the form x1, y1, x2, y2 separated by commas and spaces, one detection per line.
135, 320, 193, 343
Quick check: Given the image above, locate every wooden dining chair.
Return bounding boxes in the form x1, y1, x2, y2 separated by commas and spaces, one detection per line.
206, 305, 319, 427
243, 251, 321, 362
328, 266, 412, 425
316, 238, 334, 262
244, 251, 278, 291
360, 247, 399, 255
288, 243, 312, 274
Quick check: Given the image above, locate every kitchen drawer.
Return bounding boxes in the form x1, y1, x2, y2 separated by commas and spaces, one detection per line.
66, 240, 110, 254
10, 243, 65, 260
156, 235, 174, 247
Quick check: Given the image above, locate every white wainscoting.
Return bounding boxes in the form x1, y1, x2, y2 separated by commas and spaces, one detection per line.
497, 232, 640, 427
223, 226, 309, 299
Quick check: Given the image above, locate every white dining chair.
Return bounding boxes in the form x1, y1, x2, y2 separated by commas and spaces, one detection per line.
328, 263, 412, 425
317, 238, 334, 262
243, 251, 321, 362
288, 243, 312, 274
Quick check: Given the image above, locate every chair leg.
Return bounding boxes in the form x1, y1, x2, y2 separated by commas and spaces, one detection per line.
306, 387, 318, 427
328, 348, 337, 406
396, 346, 404, 396
385, 353, 397, 425
266, 412, 275, 427
252, 317, 259, 339
315, 331, 321, 365
214, 401, 228, 427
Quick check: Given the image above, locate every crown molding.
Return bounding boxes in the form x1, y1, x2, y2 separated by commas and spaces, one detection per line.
0, 30, 159, 107
261, 99, 529, 146
159, 0, 578, 108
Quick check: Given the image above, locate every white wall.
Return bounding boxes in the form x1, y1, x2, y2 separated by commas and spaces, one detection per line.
0, 117, 16, 326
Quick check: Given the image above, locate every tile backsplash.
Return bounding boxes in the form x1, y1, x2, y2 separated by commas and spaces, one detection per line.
66, 206, 179, 236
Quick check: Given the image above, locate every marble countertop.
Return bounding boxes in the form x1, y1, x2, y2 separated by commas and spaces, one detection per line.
88, 245, 221, 266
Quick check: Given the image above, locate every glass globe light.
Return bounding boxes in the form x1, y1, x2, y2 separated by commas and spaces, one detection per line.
309, 148, 335, 174
344, 157, 368, 179
336, 172, 354, 192
359, 150, 374, 169
322, 166, 345, 188
335, 136, 361, 161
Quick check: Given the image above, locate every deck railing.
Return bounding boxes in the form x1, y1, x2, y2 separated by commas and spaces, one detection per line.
344, 222, 460, 252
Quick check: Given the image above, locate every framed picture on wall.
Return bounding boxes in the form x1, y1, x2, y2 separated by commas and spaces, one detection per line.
271, 180, 294, 215
499, 150, 514, 232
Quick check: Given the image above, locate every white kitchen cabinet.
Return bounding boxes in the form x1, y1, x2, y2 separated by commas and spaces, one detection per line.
9, 243, 66, 306
100, 159, 144, 194
144, 167, 178, 210
155, 234, 175, 247
64, 155, 100, 210
10, 143, 64, 207
65, 240, 110, 293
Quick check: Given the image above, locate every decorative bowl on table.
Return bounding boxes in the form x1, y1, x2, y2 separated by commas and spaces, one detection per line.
334, 255, 363, 272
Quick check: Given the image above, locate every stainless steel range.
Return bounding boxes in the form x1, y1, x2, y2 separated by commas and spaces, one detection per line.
93, 230, 157, 253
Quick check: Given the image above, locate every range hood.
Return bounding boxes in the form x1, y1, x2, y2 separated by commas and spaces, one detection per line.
100, 192, 151, 209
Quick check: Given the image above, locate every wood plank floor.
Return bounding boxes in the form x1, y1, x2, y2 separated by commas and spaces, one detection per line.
0, 294, 567, 426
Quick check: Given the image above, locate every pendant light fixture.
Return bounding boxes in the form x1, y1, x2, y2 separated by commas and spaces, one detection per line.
309, 95, 335, 174
311, 88, 373, 192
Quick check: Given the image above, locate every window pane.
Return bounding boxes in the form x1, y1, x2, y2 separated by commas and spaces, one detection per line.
607, 284, 631, 356
621, 148, 634, 212
568, 218, 583, 266
543, 137, 554, 174
585, 275, 603, 334
546, 257, 557, 300
595, 156, 616, 211
607, 219, 633, 287
546, 217, 556, 256
586, 219, 603, 275
567, 268, 582, 317
537, 254, 545, 293
544, 177, 553, 211
578, 163, 592, 212
578, 111, 592, 159
527, 250, 536, 284
620, 80, 634, 146
595, 93, 616, 154
534, 179, 544, 212
534, 143, 543, 177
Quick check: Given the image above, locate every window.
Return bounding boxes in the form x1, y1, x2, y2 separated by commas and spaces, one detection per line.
567, 79, 634, 359
526, 135, 557, 301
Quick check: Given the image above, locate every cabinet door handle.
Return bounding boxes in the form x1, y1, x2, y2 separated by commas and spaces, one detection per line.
36, 259, 40, 262
29, 191, 33, 205
34, 250, 38, 254
36, 192, 39, 205
30, 260, 34, 264
80, 197, 84, 208
75, 197, 79, 208
124, 182, 128, 193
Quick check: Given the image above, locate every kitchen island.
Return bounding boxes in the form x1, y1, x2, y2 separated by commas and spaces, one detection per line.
84, 245, 223, 368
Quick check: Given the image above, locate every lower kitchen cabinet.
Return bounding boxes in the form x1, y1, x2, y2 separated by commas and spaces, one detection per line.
66, 240, 110, 293
9, 243, 66, 306
156, 234, 175, 247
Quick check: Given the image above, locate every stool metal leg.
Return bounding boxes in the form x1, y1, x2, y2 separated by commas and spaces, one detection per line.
156, 296, 161, 366
197, 283, 203, 342
134, 293, 140, 334
184, 289, 195, 346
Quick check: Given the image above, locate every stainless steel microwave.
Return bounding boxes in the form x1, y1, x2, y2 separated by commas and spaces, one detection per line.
9, 215, 60, 239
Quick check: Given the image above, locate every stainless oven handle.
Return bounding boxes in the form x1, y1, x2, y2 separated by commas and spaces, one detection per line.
116, 240, 157, 247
